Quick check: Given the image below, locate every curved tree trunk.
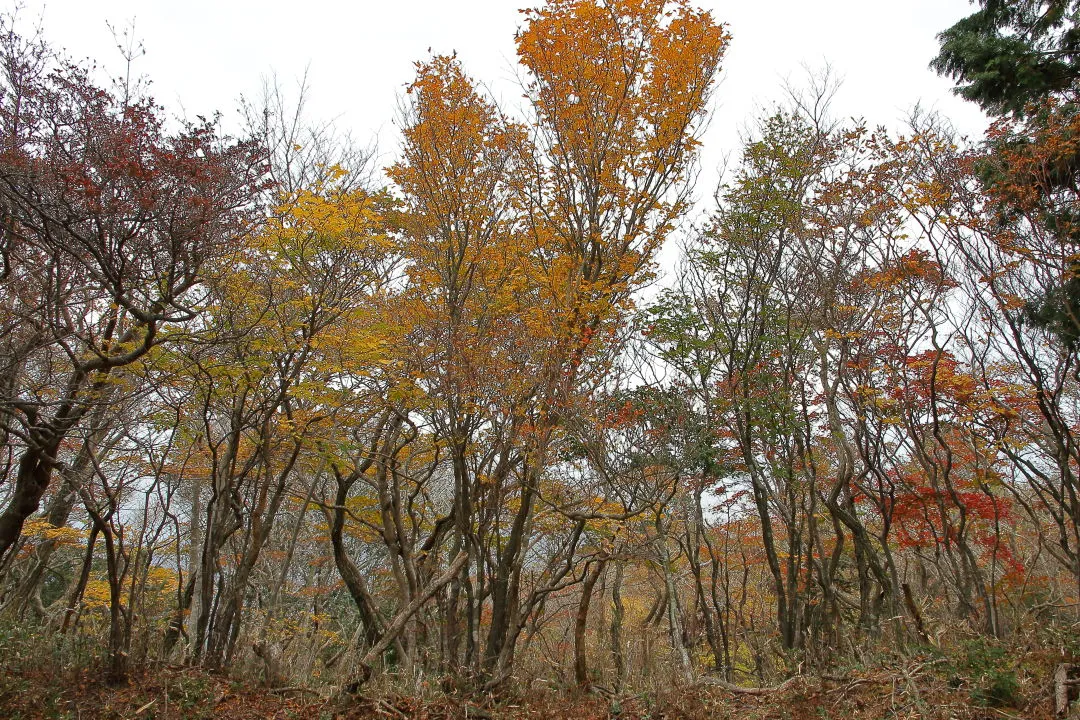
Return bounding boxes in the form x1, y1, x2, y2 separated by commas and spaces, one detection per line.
574, 558, 606, 688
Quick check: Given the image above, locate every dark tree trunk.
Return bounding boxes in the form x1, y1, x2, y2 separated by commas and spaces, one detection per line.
0, 444, 58, 565
574, 559, 606, 688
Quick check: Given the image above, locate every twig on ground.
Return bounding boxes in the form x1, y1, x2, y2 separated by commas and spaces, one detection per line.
701, 675, 800, 695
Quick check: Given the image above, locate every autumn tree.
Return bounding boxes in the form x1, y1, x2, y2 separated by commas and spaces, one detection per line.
935, 0, 1080, 345
0, 18, 264, 575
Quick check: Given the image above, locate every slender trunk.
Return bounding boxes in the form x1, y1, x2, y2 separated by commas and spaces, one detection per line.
328, 489, 384, 648
657, 516, 693, 683
101, 524, 129, 684
574, 559, 606, 688
483, 479, 535, 676
164, 573, 197, 654
610, 562, 626, 693
59, 525, 98, 634
690, 488, 725, 673
354, 552, 468, 686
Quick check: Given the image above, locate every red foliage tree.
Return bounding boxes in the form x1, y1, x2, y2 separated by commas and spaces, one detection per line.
0, 20, 266, 567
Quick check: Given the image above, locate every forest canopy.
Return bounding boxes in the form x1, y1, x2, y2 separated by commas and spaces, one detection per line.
2, 1, 1080, 717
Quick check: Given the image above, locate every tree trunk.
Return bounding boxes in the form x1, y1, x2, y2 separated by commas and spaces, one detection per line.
0, 445, 57, 566
354, 552, 468, 686
574, 559, 606, 688
610, 562, 627, 694
657, 518, 693, 683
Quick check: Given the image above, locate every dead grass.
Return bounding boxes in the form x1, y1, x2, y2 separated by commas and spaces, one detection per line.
0, 649, 1065, 720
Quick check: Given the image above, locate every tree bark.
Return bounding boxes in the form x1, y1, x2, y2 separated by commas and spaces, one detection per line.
574, 558, 606, 688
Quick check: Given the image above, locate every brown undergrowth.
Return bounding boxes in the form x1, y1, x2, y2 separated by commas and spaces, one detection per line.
0, 649, 1066, 720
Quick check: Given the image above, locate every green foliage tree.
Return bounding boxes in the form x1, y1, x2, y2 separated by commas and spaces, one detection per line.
933, 0, 1080, 115
935, 1, 1080, 345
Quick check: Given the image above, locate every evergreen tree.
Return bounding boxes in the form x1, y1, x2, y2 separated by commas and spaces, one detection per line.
935, 1, 1080, 346
933, 0, 1080, 116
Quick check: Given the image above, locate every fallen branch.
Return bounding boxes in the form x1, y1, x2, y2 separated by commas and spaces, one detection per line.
702, 675, 800, 696
823, 677, 876, 695
374, 698, 407, 719
268, 686, 322, 696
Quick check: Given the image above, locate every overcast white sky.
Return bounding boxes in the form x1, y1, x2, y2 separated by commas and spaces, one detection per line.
18, 0, 990, 253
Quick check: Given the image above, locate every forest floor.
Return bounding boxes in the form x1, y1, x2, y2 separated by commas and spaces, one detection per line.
0, 650, 1068, 720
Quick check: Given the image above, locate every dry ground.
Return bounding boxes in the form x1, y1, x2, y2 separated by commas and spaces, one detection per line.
0, 652, 1065, 720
